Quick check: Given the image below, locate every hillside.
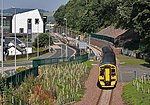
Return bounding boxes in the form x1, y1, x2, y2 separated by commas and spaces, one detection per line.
54, 0, 150, 52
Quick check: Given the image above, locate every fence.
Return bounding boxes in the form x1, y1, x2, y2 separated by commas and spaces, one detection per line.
90, 33, 115, 44
122, 48, 150, 63
33, 54, 88, 68
1, 54, 88, 89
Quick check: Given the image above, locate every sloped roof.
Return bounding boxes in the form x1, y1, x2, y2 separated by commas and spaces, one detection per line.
4, 37, 23, 45
97, 26, 127, 38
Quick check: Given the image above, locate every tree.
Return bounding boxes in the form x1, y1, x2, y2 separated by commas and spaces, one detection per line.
116, 0, 150, 52
54, 0, 150, 52
33, 33, 53, 48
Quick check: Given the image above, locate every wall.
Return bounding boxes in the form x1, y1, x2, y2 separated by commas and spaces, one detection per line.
12, 9, 43, 34
8, 47, 22, 55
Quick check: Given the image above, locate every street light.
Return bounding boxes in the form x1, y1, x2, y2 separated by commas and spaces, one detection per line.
12, 6, 17, 73
1, 0, 4, 75
89, 34, 91, 46
27, 18, 32, 60
35, 18, 39, 56
64, 18, 68, 58
49, 23, 51, 52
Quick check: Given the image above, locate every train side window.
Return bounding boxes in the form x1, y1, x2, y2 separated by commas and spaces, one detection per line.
111, 69, 116, 76
100, 70, 105, 76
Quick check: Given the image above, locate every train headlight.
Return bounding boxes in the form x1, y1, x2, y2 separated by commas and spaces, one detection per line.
111, 81, 116, 85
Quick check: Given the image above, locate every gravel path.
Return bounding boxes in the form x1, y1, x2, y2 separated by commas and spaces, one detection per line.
111, 82, 127, 105
74, 65, 102, 105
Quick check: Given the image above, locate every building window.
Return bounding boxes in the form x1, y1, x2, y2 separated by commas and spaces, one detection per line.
19, 28, 24, 33
35, 18, 39, 24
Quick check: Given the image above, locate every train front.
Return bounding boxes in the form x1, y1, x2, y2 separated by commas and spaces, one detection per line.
98, 64, 117, 88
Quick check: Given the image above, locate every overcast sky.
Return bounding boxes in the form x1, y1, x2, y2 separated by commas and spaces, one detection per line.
2, 0, 69, 11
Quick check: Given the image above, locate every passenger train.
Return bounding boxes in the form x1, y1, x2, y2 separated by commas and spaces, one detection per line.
97, 46, 117, 89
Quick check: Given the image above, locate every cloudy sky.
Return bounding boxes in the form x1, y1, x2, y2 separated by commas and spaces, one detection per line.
2, 0, 69, 11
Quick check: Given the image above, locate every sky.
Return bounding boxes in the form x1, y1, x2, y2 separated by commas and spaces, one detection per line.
2, 0, 69, 11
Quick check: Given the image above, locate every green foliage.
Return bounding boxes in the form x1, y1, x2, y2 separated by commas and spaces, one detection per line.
117, 0, 150, 52
54, 0, 150, 52
16, 67, 27, 73
32, 33, 53, 48
54, 0, 119, 33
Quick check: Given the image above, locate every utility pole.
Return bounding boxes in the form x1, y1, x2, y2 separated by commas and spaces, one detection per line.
49, 23, 51, 52
35, 19, 39, 56
64, 18, 68, 58
89, 34, 91, 46
61, 45, 62, 57
1, 0, 4, 75
13, 7, 17, 73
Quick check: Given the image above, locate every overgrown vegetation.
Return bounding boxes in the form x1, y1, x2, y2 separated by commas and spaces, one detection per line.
2, 61, 92, 104
122, 76, 150, 105
54, 0, 150, 52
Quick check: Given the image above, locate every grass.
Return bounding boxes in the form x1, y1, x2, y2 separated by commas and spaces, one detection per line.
83, 60, 93, 70
122, 82, 150, 105
4, 56, 38, 63
118, 54, 148, 65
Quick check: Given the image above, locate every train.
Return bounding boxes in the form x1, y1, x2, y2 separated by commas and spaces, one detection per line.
97, 46, 117, 89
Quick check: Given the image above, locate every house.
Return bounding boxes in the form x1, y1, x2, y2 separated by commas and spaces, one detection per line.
1, 37, 32, 56
12, 9, 46, 34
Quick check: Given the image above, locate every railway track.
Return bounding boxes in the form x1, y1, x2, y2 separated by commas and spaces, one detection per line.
96, 89, 113, 105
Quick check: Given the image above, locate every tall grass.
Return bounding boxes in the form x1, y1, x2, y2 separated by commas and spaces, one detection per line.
1, 61, 91, 105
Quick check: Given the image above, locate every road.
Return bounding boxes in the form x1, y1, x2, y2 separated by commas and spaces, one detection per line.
0, 42, 76, 75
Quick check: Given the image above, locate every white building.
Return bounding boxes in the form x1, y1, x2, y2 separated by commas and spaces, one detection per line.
12, 9, 44, 34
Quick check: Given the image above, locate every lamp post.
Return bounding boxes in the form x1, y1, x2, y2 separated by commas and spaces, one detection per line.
12, 6, 16, 72
89, 34, 91, 46
64, 18, 68, 58
49, 23, 51, 52
1, 0, 4, 75
35, 19, 39, 56
14, 8, 17, 72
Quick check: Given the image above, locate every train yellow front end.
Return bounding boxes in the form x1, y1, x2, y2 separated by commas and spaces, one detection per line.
98, 64, 117, 88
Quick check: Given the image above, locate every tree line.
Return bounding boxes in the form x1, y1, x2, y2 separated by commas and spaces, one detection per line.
54, 0, 150, 53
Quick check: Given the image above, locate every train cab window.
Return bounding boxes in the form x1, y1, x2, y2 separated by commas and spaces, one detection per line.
100, 70, 105, 76
111, 69, 116, 76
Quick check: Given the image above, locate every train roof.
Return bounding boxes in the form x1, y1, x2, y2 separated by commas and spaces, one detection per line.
100, 46, 116, 65
102, 46, 113, 53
